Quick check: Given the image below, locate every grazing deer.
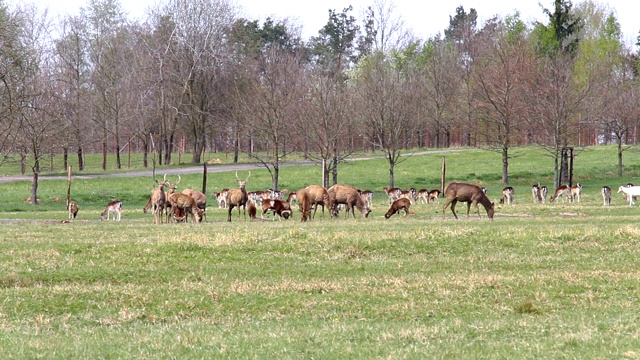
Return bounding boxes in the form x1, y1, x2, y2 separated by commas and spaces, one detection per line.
328, 184, 371, 219
297, 187, 312, 222
181, 189, 207, 221
442, 182, 494, 219
385, 198, 415, 219
286, 191, 298, 207
227, 171, 250, 222
101, 200, 123, 221
500, 186, 514, 205
168, 193, 203, 223
532, 183, 549, 203
550, 185, 571, 203
416, 189, 429, 204
618, 185, 640, 206
359, 189, 374, 209
602, 186, 612, 206
427, 189, 441, 204
150, 174, 169, 224
67, 200, 79, 220
303, 185, 329, 219
261, 199, 292, 220
539, 185, 548, 203
570, 183, 583, 203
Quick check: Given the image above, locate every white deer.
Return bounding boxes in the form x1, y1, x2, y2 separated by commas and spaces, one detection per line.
618, 185, 640, 207
101, 200, 123, 221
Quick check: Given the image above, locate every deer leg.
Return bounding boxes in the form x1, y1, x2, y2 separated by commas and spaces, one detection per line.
450, 200, 459, 219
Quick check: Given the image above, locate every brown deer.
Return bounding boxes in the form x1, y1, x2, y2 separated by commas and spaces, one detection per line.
101, 200, 123, 221
328, 184, 371, 219
427, 189, 441, 204
261, 199, 292, 220
385, 198, 415, 218
602, 185, 612, 206
286, 191, 298, 207
227, 171, 250, 222
416, 189, 429, 204
67, 200, 79, 220
149, 174, 169, 224
182, 189, 207, 221
550, 185, 570, 203
303, 185, 329, 219
442, 182, 494, 219
359, 189, 374, 209
296, 187, 312, 222
168, 193, 203, 223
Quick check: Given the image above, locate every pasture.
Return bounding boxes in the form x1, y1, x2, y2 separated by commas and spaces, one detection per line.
1, 146, 640, 358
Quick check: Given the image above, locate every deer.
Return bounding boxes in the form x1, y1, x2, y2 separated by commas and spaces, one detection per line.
286, 191, 298, 207
500, 186, 514, 205
550, 185, 570, 203
163, 175, 181, 222
416, 189, 429, 204
397, 188, 417, 204
621, 183, 636, 204
149, 174, 169, 224
328, 184, 371, 219
100, 200, 123, 221
67, 200, 79, 220
383, 186, 402, 205
427, 189, 441, 204
359, 189, 374, 209
602, 186, 612, 206
302, 184, 329, 219
384, 198, 415, 219
182, 189, 207, 221
618, 185, 640, 206
168, 193, 203, 223
214, 189, 229, 208
261, 199, 292, 220
296, 187, 312, 222
442, 182, 494, 220
570, 183, 583, 203
532, 183, 549, 203
227, 171, 250, 222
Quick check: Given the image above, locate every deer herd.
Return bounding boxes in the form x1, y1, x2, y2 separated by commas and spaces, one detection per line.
63, 170, 638, 223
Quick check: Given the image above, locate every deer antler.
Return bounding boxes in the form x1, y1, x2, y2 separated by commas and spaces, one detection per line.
245, 171, 251, 181
175, 174, 181, 185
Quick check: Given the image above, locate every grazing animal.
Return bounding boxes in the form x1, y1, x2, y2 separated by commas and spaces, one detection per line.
101, 200, 123, 221
539, 185, 548, 203
296, 188, 312, 222
532, 183, 548, 203
397, 188, 417, 203
182, 189, 207, 221
359, 189, 374, 209
442, 182, 494, 219
227, 171, 250, 222
618, 185, 640, 206
248, 202, 260, 221
67, 200, 79, 220
500, 186, 514, 205
570, 183, 583, 203
168, 193, 203, 223
328, 184, 371, 219
385, 198, 415, 218
303, 185, 329, 219
550, 185, 570, 203
261, 199, 292, 220
602, 186, 612, 206
427, 189, 441, 204
416, 189, 429, 204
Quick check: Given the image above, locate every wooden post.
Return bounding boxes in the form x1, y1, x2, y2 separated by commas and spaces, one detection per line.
202, 162, 208, 195
66, 166, 72, 207
441, 156, 446, 194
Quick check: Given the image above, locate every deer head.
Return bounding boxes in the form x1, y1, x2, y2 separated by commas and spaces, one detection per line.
235, 171, 250, 189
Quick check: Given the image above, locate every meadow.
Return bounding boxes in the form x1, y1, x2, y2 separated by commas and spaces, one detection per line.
1, 145, 640, 359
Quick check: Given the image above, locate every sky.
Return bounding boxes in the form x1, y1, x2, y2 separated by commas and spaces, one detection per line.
19, 0, 640, 46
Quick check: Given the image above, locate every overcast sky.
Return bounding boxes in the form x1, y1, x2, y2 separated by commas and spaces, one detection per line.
20, 0, 640, 46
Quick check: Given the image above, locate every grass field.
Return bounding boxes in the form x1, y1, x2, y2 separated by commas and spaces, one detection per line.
1, 146, 640, 358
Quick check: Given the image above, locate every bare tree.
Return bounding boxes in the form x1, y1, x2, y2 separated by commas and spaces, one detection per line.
0, 4, 22, 166
472, 15, 533, 185
243, 46, 307, 190
354, 51, 417, 188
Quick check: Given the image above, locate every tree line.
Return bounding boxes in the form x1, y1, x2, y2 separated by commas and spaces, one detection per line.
1, 0, 639, 204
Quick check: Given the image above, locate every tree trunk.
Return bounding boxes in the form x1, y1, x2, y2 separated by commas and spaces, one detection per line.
77, 146, 84, 171
618, 137, 624, 177
31, 169, 39, 205
389, 161, 395, 188
502, 146, 509, 185
102, 142, 107, 171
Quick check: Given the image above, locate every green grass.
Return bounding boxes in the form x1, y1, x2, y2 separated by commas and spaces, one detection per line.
2, 145, 640, 358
